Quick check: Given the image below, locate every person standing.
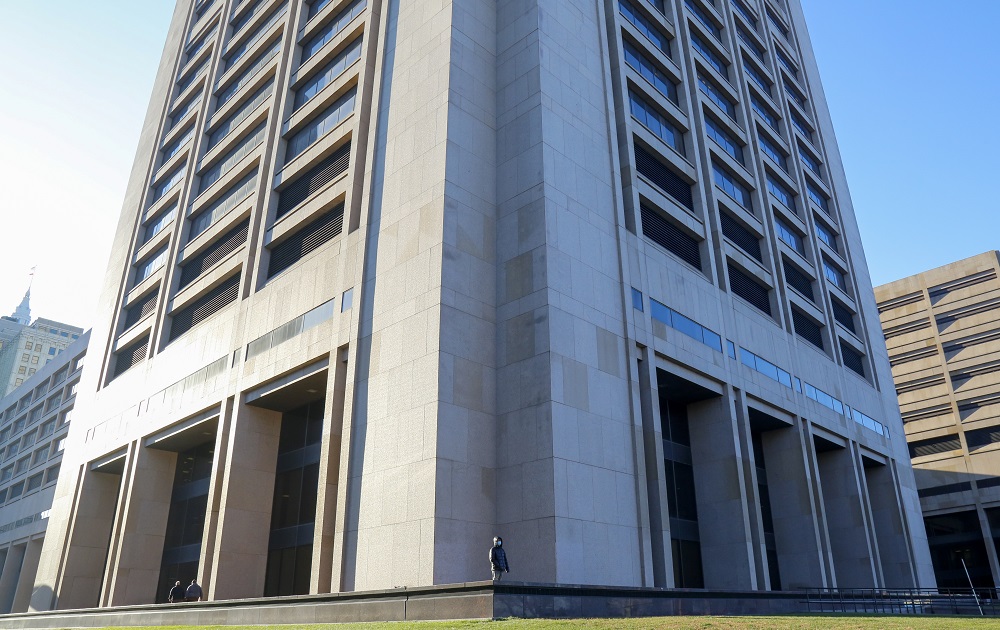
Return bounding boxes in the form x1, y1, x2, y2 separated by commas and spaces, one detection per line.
185, 579, 204, 602
489, 536, 509, 581
167, 581, 185, 603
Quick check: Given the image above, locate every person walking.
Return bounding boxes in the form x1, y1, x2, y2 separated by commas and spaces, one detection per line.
489, 536, 509, 581
184, 579, 204, 602
167, 580, 185, 603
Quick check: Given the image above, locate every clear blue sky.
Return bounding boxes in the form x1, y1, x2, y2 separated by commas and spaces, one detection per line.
801, 0, 1000, 286
0, 1, 994, 327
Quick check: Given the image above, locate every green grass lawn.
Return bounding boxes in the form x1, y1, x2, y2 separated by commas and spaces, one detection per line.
78, 617, 1000, 630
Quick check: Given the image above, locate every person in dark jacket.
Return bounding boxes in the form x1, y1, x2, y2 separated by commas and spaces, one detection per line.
489, 536, 509, 580
184, 579, 204, 602
167, 581, 184, 603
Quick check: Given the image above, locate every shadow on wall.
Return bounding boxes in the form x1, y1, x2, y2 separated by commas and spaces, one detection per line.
28, 584, 53, 613
911, 466, 1000, 590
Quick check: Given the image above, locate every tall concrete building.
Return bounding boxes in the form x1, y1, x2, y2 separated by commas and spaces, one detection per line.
0, 332, 88, 613
30, 0, 933, 610
876, 251, 1000, 589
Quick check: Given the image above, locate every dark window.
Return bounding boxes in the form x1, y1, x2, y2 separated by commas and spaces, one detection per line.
112, 336, 149, 379
840, 340, 865, 377
659, 396, 703, 589
267, 204, 345, 278
831, 299, 855, 333
792, 308, 823, 349
156, 440, 215, 603
720, 212, 761, 261
123, 291, 158, 330
908, 434, 961, 459
275, 143, 351, 218
751, 432, 780, 590
728, 263, 771, 316
640, 204, 701, 269
169, 275, 241, 341
782, 258, 813, 301
919, 482, 972, 498
967, 425, 1000, 450
634, 144, 694, 210
924, 511, 994, 588
265, 400, 324, 597
179, 220, 250, 289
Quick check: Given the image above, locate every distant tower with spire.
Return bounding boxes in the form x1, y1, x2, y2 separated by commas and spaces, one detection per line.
10, 268, 34, 325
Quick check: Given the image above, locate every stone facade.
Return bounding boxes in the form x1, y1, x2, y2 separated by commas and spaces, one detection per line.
0, 333, 88, 613
28, 0, 933, 611
876, 251, 1000, 589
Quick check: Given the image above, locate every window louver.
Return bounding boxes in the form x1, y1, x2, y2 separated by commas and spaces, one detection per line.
634, 144, 693, 210
728, 263, 771, 316
782, 258, 813, 301
640, 204, 701, 269
840, 340, 865, 377
170, 274, 241, 341
112, 336, 149, 379
792, 308, 823, 349
179, 220, 249, 289
268, 204, 345, 278
123, 291, 158, 330
720, 212, 761, 261
908, 434, 961, 459
831, 300, 856, 333
275, 143, 350, 218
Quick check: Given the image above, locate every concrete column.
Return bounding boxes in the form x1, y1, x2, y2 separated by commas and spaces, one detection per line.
313, 351, 348, 594
0, 549, 8, 589
0, 543, 26, 613
11, 537, 44, 613
687, 394, 755, 589
732, 393, 766, 590
762, 424, 828, 589
207, 402, 280, 600
861, 459, 917, 588
53, 467, 121, 609
636, 351, 670, 587
197, 399, 234, 595
976, 506, 1000, 590
816, 444, 878, 587
102, 446, 176, 606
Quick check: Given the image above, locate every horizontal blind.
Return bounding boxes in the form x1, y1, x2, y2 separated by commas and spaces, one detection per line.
123, 292, 158, 330
179, 220, 250, 289
782, 258, 813, 301
275, 143, 350, 218
840, 340, 865, 377
170, 274, 241, 341
728, 263, 771, 316
112, 336, 150, 379
268, 204, 345, 277
720, 212, 761, 261
640, 204, 701, 269
792, 308, 823, 349
634, 144, 693, 210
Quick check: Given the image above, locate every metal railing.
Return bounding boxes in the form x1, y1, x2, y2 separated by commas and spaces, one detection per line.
804, 587, 1000, 616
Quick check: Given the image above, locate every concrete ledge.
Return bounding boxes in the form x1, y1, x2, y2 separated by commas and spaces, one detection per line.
0, 581, 821, 628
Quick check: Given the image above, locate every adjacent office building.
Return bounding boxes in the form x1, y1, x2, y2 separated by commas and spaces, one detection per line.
29, 0, 934, 610
0, 290, 85, 397
876, 251, 1000, 589
0, 332, 88, 613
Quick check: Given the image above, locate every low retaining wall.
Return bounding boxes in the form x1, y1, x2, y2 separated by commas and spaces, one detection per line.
0, 581, 843, 628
